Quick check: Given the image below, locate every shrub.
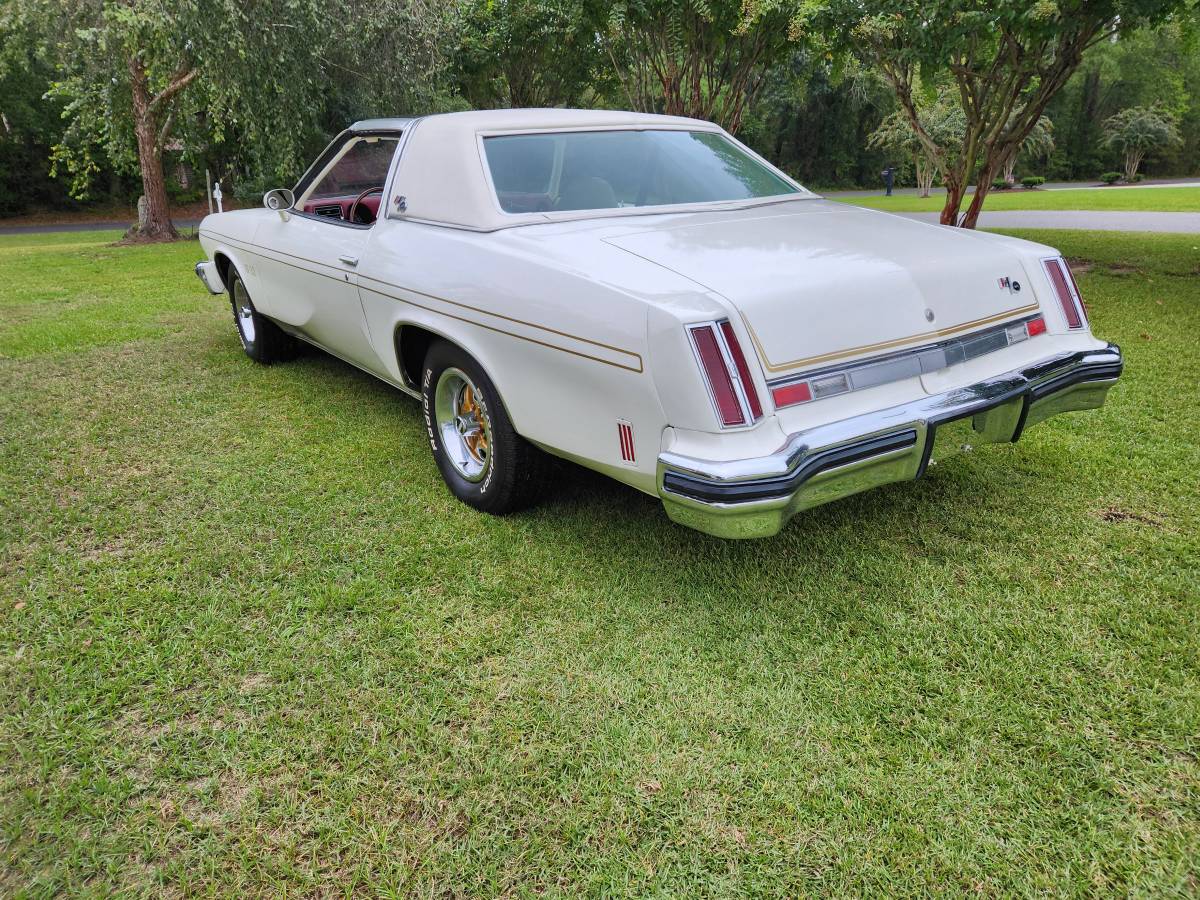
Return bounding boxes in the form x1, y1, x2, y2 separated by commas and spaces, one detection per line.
991, 179, 1013, 190
1021, 176, 1045, 189
1100, 172, 1122, 184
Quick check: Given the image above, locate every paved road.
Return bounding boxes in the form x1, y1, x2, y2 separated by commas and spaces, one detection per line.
1, 210, 1196, 235
896, 210, 1200, 233
828, 177, 1200, 199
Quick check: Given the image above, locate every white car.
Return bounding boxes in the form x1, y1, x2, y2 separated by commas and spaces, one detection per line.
195, 109, 1122, 538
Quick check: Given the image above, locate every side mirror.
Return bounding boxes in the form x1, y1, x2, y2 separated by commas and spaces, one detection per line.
263, 188, 295, 221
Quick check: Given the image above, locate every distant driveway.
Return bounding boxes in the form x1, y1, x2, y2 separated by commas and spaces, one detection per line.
897, 210, 1200, 233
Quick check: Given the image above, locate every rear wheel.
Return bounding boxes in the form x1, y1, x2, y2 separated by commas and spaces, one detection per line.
227, 267, 296, 364
421, 340, 544, 514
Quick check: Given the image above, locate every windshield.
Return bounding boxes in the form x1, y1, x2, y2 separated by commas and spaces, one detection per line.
482, 129, 801, 214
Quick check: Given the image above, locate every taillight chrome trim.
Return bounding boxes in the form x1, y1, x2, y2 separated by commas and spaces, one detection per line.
768, 313, 1047, 411
1042, 256, 1086, 329
687, 319, 764, 429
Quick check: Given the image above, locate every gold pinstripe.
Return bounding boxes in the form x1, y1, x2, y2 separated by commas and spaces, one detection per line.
200, 228, 644, 373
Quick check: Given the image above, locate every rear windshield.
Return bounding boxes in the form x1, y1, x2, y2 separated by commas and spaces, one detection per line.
482, 129, 800, 214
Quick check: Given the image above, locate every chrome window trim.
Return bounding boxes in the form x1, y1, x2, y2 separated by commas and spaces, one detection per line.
289, 129, 406, 230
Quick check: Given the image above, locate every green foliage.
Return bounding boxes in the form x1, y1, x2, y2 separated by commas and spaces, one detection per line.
739, 53, 894, 187
867, 84, 965, 194
601, 0, 804, 132
795, 0, 1195, 225
1103, 104, 1184, 179
992, 178, 1012, 190
1044, 21, 1200, 180
1105, 105, 1184, 153
21, 0, 458, 203
455, 0, 607, 108
1021, 175, 1045, 188
1101, 171, 1124, 183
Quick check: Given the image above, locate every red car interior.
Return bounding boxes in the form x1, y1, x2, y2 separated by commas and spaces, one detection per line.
302, 193, 383, 223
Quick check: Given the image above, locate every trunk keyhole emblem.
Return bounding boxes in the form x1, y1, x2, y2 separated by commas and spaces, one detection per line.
924, 308, 935, 322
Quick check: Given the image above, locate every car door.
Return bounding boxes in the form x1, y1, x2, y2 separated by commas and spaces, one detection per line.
253, 131, 402, 377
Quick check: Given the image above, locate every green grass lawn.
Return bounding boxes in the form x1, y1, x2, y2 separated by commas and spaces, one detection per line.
2, 229, 1198, 895
836, 185, 1200, 213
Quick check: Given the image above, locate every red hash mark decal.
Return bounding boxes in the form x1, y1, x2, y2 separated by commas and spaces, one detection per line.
618, 421, 635, 463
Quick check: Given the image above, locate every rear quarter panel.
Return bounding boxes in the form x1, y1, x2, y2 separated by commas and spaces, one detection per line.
356, 219, 693, 492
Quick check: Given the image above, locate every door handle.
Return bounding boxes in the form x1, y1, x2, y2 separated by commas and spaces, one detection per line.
338, 255, 359, 267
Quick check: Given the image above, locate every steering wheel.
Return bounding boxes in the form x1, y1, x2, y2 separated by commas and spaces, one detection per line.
348, 187, 384, 225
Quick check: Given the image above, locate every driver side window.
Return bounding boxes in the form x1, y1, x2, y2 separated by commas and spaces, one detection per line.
299, 135, 399, 226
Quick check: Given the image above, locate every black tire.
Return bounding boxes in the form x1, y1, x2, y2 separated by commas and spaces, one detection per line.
227, 266, 297, 364
421, 339, 544, 514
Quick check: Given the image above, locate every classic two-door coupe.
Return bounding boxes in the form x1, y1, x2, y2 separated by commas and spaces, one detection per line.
195, 109, 1122, 538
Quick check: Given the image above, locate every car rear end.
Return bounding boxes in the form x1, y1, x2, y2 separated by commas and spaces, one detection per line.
646, 226, 1122, 539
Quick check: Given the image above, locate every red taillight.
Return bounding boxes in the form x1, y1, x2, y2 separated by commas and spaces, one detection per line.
1026, 316, 1047, 337
1043, 257, 1084, 329
690, 325, 744, 426
688, 321, 763, 428
719, 321, 763, 420
771, 382, 812, 408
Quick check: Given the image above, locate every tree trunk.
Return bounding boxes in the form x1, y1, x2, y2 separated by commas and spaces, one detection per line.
914, 153, 934, 197
959, 160, 1001, 229
939, 176, 965, 225
1124, 150, 1143, 182
1002, 153, 1017, 184
127, 56, 178, 241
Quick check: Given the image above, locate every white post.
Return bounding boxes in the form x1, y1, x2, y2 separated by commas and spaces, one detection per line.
213, 180, 224, 214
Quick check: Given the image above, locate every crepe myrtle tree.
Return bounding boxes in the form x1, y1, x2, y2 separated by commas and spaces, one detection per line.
868, 87, 965, 197
1001, 114, 1054, 184
790, 0, 1195, 227
601, 0, 805, 134
1103, 105, 1183, 181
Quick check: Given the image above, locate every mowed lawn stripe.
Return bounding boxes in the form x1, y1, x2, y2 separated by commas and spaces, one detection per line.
1, 229, 1197, 895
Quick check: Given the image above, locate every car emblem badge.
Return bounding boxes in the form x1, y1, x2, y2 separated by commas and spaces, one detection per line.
998, 277, 1021, 293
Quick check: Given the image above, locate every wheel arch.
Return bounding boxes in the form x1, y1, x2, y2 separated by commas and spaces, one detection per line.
213, 251, 235, 288
392, 321, 515, 422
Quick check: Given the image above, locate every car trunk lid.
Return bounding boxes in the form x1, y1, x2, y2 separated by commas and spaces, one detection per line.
604, 201, 1039, 378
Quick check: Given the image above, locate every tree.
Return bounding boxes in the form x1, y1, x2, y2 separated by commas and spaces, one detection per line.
868, 87, 965, 196
34, 0, 454, 241
1000, 114, 1054, 183
456, 0, 607, 108
1103, 104, 1183, 180
794, 0, 1195, 227
601, 0, 803, 133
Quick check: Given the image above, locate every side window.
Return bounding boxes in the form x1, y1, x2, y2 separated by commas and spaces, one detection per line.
299, 135, 399, 225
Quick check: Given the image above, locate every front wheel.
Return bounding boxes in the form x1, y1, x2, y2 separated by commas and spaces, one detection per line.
227, 267, 297, 364
421, 340, 544, 514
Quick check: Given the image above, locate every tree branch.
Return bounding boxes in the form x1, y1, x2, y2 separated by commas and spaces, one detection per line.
148, 65, 198, 114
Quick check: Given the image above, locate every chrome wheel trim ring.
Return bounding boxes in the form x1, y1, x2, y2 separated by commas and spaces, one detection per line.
233, 280, 256, 345
434, 367, 491, 483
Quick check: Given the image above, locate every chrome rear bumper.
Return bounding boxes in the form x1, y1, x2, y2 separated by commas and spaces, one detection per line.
657, 344, 1123, 538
